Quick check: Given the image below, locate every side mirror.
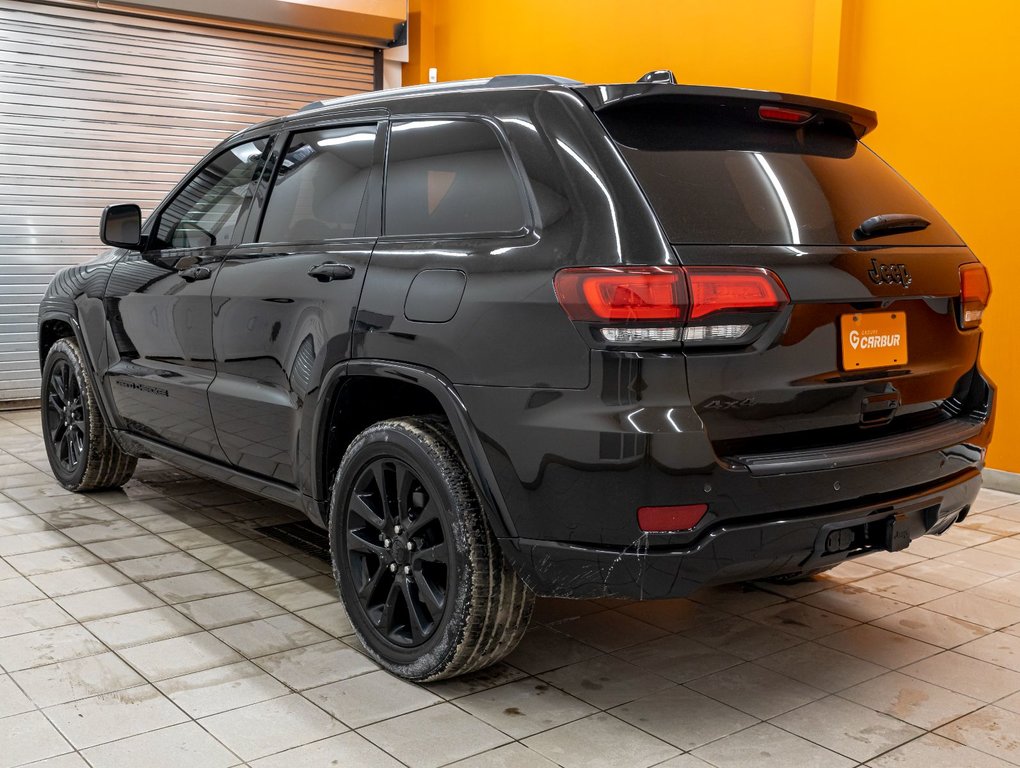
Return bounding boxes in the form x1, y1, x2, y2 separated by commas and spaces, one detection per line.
100, 203, 142, 249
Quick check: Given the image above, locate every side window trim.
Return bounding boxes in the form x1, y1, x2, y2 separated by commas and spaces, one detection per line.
146, 135, 274, 252
380, 114, 534, 241
250, 119, 385, 247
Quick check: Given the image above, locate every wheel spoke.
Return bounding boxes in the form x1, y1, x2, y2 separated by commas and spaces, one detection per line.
371, 462, 392, 524
51, 366, 66, 402
357, 563, 386, 605
379, 578, 402, 634
406, 498, 440, 536
394, 463, 415, 521
347, 528, 387, 558
47, 393, 64, 414
412, 569, 444, 619
411, 541, 449, 565
400, 577, 428, 643
350, 493, 386, 532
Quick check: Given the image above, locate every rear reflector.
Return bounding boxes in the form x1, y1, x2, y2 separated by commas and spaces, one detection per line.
960, 263, 991, 328
758, 105, 813, 123
638, 504, 708, 533
686, 268, 789, 320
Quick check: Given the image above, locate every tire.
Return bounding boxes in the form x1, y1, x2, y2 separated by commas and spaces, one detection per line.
329, 416, 533, 681
41, 337, 137, 492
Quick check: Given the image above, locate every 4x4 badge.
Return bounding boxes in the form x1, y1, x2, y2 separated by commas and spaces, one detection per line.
867, 258, 912, 287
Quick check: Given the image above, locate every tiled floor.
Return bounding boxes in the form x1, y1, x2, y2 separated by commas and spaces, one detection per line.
2, 408, 1020, 768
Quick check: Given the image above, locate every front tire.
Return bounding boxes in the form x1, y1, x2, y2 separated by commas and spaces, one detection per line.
329, 416, 533, 681
41, 337, 137, 491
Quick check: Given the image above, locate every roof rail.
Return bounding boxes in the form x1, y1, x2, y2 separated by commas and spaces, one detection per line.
296, 74, 582, 114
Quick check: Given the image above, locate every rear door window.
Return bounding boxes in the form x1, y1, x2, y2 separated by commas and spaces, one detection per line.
600, 105, 962, 246
259, 124, 378, 242
384, 119, 526, 237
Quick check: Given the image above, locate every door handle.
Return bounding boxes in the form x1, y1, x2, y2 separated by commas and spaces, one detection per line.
308, 262, 355, 282
178, 266, 212, 282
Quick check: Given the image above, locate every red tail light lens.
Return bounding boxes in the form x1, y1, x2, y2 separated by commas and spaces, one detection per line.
686, 268, 790, 320
758, 105, 812, 123
960, 263, 991, 329
553, 267, 686, 321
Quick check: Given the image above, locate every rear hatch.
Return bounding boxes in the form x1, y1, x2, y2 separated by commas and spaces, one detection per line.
582, 86, 990, 461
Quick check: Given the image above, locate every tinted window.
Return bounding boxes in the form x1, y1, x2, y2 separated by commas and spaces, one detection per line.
157, 140, 267, 248
385, 119, 525, 236
259, 124, 377, 242
603, 106, 962, 246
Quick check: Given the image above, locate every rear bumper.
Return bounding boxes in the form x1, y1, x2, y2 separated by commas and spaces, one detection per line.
500, 468, 982, 598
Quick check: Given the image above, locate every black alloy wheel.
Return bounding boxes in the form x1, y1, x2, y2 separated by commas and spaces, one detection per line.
345, 456, 454, 647
330, 417, 533, 681
45, 358, 86, 473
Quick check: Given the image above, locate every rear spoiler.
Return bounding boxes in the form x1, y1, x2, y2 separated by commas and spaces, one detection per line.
573, 83, 878, 138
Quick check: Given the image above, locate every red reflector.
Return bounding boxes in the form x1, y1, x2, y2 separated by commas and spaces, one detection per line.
960, 263, 991, 328
553, 267, 686, 321
758, 105, 812, 123
686, 268, 789, 320
638, 504, 708, 533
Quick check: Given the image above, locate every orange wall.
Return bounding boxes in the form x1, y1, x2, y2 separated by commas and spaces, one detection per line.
404, 0, 1020, 472
836, 1, 1020, 471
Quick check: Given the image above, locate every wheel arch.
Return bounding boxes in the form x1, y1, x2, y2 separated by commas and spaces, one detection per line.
311, 360, 517, 539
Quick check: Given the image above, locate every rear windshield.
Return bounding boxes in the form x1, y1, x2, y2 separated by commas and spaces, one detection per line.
601, 106, 962, 246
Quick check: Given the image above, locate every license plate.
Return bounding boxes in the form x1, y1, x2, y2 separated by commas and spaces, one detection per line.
840, 311, 907, 370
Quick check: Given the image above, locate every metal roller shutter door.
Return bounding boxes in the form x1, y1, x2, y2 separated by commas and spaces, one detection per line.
0, 0, 377, 401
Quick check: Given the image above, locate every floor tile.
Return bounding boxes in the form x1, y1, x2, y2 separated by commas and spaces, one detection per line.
248, 731, 404, 768
154, 660, 289, 717
62, 519, 149, 545
445, 742, 560, 768
142, 570, 247, 604
691, 722, 854, 768
685, 662, 826, 719
924, 591, 1020, 629
294, 601, 354, 637
901, 650, 1020, 701
111, 551, 210, 582
175, 590, 285, 629
956, 631, 1020, 672
873, 606, 991, 648
935, 705, 1020, 765
771, 694, 922, 761
895, 559, 997, 592
160, 525, 250, 550
83, 535, 179, 561
55, 583, 165, 622
0, 598, 74, 637
455, 677, 595, 739
199, 693, 347, 761
553, 609, 667, 652
867, 732, 1015, 768
0, 530, 74, 557
936, 548, 1020, 577
616, 597, 728, 633
118, 631, 243, 681
841, 670, 982, 729
11, 652, 144, 707
5, 546, 104, 576
84, 606, 202, 649
504, 625, 603, 674
29, 564, 131, 597
211, 614, 330, 657
0, 710, 73, 768
613, 632, 742, 683
0, 672, 34, 717
537, 654, 675, 710
747, 601, 859, 639
421, 662, 529, 701
0, 624, 105, 671
800, 584, 910, 622
853, 572, 956, 605
305, 669, 444, 728
255, 575, 337, 612
757, 641, 885, 692
610, 684, 758, 750
523, 712, 678, 768
220, 556, 318, 588
189, 540, 282, 569
681, 615, 804, 660
80, 721, 240, 768
358, 702, 509, 768
817, 624, 941, 668
253, 639, 378, 690
44, 684, 188, 749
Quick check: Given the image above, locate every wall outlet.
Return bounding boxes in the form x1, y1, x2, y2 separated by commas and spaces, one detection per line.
428, 67, 438, 83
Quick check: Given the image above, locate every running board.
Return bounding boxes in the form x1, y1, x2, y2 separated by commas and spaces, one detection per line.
116, 431, 306, 511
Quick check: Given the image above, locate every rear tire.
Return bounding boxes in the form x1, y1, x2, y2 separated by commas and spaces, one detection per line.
41, 337, 137, 491
329, 416, 533, 681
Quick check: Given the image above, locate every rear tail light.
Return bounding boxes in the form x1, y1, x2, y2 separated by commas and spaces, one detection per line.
554, 266, 789, 346
959, 263, 991, 329
758, 105, 813, 124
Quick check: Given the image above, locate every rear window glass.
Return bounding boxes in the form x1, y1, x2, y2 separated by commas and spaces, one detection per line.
601, 106, 962, 246
385, 119, 525, 236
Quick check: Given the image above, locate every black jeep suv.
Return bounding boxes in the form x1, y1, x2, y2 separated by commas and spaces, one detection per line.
38, 73, 994, 680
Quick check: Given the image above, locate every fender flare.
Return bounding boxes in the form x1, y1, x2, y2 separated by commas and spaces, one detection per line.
310, 359, 517, 539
